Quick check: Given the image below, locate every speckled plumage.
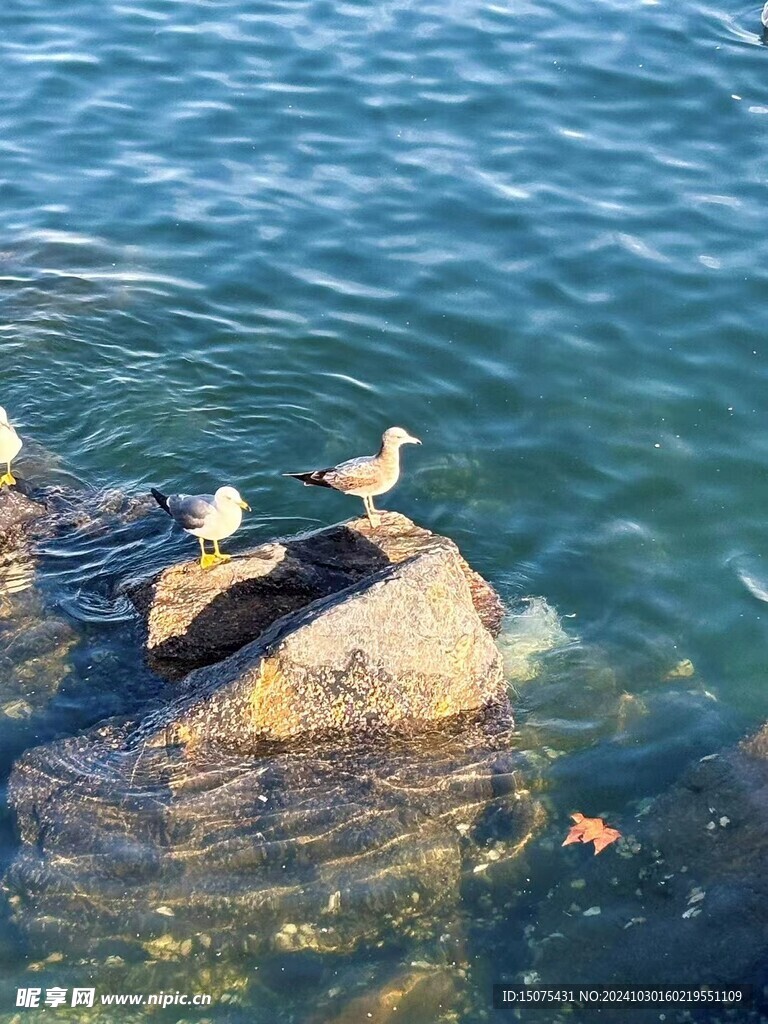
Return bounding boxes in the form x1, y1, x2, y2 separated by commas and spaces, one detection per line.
284, 426, 421, 525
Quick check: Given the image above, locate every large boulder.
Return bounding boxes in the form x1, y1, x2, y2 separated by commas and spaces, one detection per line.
131, 535, 507, 751
125, 512, 504, 679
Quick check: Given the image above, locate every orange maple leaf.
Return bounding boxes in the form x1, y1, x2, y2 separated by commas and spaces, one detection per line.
562, 812, 622, 855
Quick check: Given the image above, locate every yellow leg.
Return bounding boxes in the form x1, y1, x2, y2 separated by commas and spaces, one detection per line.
198, 537, 218, 570
213, 539, 231, 563
0, 460, 16, 487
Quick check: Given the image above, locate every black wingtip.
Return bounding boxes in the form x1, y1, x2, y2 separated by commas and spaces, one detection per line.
150, 487, 170, 514
283, 471, 334, 489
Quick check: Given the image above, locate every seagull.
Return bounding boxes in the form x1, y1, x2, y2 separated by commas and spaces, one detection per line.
763, 1, 768, 27
284, 426, 421, 527
151, 485, 250, 569
0, 407, 22, 487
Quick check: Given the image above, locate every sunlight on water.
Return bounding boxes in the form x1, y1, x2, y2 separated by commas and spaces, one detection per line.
2, 0, 768, 1017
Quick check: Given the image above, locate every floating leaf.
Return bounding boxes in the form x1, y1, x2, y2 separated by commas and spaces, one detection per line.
562, 812, 622, 855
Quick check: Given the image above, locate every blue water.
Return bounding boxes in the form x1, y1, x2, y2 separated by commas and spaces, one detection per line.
2, 0, 768, 1018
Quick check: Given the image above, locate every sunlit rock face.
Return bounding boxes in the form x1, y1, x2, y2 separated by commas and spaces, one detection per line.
125, 512, 509, 750
126, 511, 504, 678
524, 721, 768, 998
4, 719, 547, 963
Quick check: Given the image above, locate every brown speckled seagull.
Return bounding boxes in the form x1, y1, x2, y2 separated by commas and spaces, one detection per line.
284, 426, 421, 527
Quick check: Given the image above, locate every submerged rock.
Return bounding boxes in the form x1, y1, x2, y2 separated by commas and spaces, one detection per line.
126, 511, 504, 678
526, 720, 768, 999
4, 719, 545, 963
313, 964, 459, 1024
0, 479, 155, 557
2, 490, 542, 978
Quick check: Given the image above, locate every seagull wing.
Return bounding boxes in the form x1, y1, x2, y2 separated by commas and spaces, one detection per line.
324, 454, 380, 492
167, 494, 215, 531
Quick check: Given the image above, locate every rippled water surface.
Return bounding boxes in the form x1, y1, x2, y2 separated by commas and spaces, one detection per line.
2, 0, 768, 1018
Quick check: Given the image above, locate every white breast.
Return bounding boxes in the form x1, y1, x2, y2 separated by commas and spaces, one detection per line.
203, 502, 242, 541
0, 423, 22, 464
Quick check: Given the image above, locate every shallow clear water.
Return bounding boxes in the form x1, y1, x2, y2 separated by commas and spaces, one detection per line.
2, 0, 768, 1018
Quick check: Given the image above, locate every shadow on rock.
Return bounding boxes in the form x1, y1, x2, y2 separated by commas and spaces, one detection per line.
125, 511, 504, 680
124, 513, 509, 751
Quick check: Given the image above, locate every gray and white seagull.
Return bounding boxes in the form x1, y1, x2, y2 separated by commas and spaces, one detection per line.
284, 425, 421, 526
151, 485, 250, 569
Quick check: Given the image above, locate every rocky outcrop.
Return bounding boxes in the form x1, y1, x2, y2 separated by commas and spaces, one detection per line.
3, 718, 546, 962
130, 534, 507, 751
126, 512, 504, 679
3, 499, 537, 975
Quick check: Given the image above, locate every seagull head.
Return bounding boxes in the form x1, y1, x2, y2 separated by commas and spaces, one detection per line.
382, 426, 422, 447
214, 485, 250, 511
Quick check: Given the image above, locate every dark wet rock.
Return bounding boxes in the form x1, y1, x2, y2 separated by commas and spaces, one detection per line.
125, 511, 504, 679
0, 487, 46, 554
0, 479, 156, 558
526, 720, 768, 1000
130, 535, 507, 750
3, 720, 546, 963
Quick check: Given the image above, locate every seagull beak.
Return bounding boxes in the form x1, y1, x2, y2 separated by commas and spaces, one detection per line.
239, 499, 251, 511
407, 435, 422, 445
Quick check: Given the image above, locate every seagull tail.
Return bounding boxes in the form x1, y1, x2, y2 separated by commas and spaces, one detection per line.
283, 471, 334, 489
150, 487, 171, 514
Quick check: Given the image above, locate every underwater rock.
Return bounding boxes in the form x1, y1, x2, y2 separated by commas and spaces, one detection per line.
313, 964, 459, 1024
526, 720, 768, 998
0, 597, 78, 712
126, 511, 504, 679
130, 536, 507, 750
0, 479, 155, 556
3, 720, 545, 962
